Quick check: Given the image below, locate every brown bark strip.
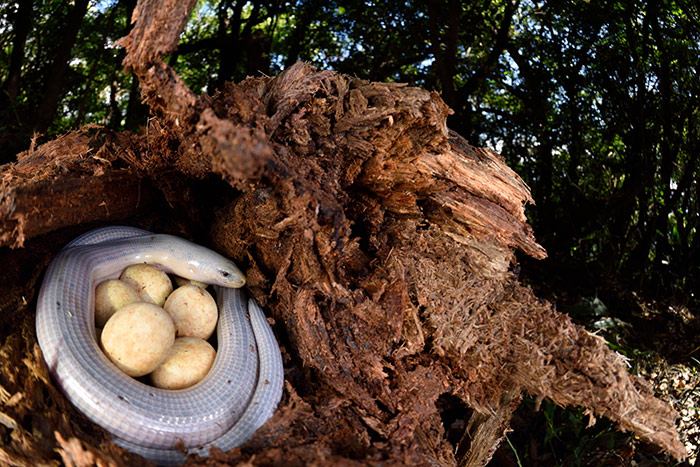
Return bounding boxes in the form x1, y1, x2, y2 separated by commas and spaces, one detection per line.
458, 389, 521, 467
0, 127, 152, 248
395, 221, 684, 459
117, 6, 275, 189
0, 171, 144, 248
117, 0, 198, 71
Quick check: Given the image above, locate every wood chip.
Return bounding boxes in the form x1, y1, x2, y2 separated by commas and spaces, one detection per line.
0, 411, 18, 430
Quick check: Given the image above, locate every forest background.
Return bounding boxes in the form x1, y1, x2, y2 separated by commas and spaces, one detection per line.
1, 0, 698, 465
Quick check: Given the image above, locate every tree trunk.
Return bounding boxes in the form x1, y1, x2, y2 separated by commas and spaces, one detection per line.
34, 0, 90, 134
76, 5, 118, 127
283, 0, 316, 67
1, 0, 34, 105
428, 0, 459, 109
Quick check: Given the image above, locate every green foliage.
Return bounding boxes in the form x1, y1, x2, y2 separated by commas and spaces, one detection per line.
507, 397, 651, 467
0, 0, 698, 307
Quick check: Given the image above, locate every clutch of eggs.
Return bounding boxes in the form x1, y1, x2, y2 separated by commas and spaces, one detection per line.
94, 264, 218, 389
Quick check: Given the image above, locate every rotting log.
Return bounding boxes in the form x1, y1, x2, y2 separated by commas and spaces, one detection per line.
0, 171, 146, 248
0, 0, 686, 465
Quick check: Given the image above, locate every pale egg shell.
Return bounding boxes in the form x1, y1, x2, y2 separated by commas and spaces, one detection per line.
101, 303, 175, 377
173, 276, 208, 289
120, 264, 173, 306
150, 337, 216, 389
94, 279, 140, 327
164, 284, 218, 339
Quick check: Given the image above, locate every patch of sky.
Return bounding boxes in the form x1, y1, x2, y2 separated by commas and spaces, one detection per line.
552, 144, 569, 157
500, 51, 519, 87
194, 0, 221, 18
420, 57, 435, 68
0, 5, 14, 35
269, 53, 285, 72
94, 0, 118, 14
485, 139, 505, 153
315, 29, 352, 65
69, 57, 86, 67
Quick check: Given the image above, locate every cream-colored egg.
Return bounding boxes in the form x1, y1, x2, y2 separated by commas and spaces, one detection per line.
163, 284, 218, 339
101, 303, 175, 377
150, 337, 216, 390
173, 276, 208, 289
120, 264, 173, 306
94, 279, 141, 327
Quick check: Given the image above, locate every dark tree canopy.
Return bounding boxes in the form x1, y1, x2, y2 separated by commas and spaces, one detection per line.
1, 0, 697, 311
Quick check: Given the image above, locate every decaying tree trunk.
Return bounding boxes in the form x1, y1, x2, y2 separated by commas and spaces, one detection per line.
0, 1, 686, 465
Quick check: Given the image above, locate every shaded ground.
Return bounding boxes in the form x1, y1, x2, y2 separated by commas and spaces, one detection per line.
498, 262, 700, 466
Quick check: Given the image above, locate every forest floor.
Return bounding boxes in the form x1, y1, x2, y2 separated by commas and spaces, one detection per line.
494, 262, 700, 466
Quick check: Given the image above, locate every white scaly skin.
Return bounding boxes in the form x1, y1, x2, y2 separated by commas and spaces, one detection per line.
36, 226, 284, 465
